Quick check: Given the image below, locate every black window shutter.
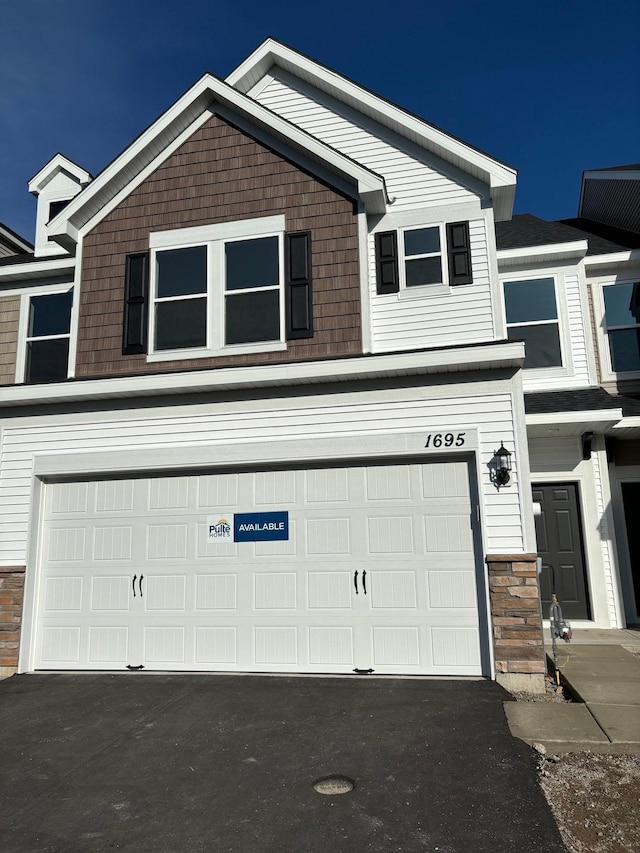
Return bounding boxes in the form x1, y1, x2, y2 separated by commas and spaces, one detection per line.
122, 252, 149, 354
446, 221, 473, 286
285, 231, 313, 340
375, 231, 399, 294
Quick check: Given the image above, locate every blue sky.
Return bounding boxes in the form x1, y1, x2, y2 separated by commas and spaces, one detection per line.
1, 0, 638, 242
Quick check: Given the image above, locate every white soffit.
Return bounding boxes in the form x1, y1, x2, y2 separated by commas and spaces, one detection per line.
0, 257, 75, 283
47, 76, 387, 251
611, 417, 640, 439
497, 241, 589, 269
226, 39, 517, 220
584, 249, 640, 271
0, 342, 525, 408
526, 409, 622, 438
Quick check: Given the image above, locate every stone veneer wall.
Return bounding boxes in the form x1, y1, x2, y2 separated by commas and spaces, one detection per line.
486, 554, 546, 693
0, 567, 25, 679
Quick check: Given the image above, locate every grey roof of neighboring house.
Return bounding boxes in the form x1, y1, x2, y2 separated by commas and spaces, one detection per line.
589, 164, 640, 172
560, 217, 640, 249
495, 213, 630, 255
525, 388, 640, 417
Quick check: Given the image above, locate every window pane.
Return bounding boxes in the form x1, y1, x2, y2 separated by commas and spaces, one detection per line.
404, 228, 440, 257
155, 298, 207, 350
225, 237, 279, 291
508, 323, 562, 369
609, 329, 640, 372
157, 246, 207, 298
504, 279, 557, 323
225, 290, 280, 345
28, 291, 73, 337
604, 283, 640, 327
406, 256, 442, 286
26, 339, 69, 383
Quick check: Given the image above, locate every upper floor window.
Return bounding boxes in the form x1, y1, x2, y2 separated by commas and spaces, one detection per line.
403, 226, 444, 287
124, 216, 313, 360
25, 290, 73, 382
503, 277, 562, 369
152, 234, 282, 354
603, 282, 640, 373
375, 221, 472, 294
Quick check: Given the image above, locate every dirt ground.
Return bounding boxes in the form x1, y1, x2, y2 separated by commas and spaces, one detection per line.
539, 752, 640, 853
512, 675, 640, 853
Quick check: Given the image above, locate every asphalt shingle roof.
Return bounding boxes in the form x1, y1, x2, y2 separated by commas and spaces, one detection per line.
495, 213, 630, 255
525, 388, 640, 417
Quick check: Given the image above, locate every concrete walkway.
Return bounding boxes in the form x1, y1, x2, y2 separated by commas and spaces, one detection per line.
504, 629, 640, 753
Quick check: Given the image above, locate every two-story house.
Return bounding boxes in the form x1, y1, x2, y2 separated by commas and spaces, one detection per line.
1, 39, 555, 690
495, 174, 640, 633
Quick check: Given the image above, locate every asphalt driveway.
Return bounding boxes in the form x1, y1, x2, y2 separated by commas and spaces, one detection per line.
0, 674, 564, 852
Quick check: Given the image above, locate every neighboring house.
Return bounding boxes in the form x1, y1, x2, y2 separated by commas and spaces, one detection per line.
495, 206, 640, 631
2, 38, 602, 692
0, 221, 33, 258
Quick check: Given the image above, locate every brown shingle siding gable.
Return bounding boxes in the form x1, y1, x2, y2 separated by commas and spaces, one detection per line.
77, 116, 361, 377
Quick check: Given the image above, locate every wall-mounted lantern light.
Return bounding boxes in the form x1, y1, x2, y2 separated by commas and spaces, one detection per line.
494, 443, 512, 487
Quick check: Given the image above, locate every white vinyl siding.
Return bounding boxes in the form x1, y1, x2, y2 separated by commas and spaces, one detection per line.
370, 218, 494, 352
254, 71, 480, 210
0, 385, 524, 566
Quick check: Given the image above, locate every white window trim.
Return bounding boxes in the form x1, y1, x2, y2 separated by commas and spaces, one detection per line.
148, 215, 287, 361
501, 273, 572, 378
595, 279, 640, 380
395, 222, 449, 298
15, 283, 75, 384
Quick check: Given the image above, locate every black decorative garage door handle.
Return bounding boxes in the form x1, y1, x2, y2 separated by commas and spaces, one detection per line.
132, 574, 137, 597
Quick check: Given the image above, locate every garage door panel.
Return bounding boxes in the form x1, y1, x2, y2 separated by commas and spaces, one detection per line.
145, 575, 187, 611
91, 576, 131, 611
369, 571, 417, 609
44, 576, 83, 612
35, 458, 486, 676
146, 524, 188, 560
307, 571, 352, 609
427, 571, 478, 609
89, 626, 129, 664
195, 626, 237, 665
308, 626, 353, 666
195, 573, 238, 610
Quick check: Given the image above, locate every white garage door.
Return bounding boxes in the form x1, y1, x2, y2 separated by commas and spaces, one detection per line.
33, 459, 486, 675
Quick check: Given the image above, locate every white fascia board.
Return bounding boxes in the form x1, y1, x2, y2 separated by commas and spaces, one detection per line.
226, 39, 517, 216
0, 257, 75, 284
0, 341, 525, 409
28, 153, 91, 196
497, 240, 589, 269
48, 76, 387, 250
526, 409, 622, 432
584, 249, 640, 270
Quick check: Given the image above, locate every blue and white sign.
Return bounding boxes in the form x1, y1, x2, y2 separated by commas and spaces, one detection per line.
234, 512, 289, 542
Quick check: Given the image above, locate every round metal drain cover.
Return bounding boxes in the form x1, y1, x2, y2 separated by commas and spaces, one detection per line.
313, 775, 355, 795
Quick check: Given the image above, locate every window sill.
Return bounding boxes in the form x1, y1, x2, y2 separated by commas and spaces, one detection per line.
147, 341, 287, 363
396, 283, 450, 300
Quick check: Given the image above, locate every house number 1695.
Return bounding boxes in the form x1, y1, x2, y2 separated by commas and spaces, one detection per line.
424, 432, 466, 448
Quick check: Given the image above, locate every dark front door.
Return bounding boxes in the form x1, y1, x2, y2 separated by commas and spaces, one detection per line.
533, 483, 591, 620
621, 482, 640, 621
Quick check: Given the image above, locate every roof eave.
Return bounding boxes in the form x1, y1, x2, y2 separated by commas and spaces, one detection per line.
497, 240, 589, 268
226, 39, 517, 218
48, 75, 388, 248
